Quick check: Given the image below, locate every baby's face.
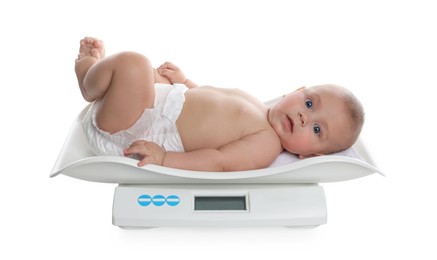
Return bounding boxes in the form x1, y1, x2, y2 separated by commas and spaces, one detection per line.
268, 86, 352, 157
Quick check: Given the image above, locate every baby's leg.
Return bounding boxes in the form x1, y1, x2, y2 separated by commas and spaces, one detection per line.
75, 37, 106, 101
75, 38, 156, 134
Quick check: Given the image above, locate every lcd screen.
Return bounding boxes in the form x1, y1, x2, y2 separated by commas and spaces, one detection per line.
194, 196, 246, 211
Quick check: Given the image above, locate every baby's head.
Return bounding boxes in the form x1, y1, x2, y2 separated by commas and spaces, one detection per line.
268, 84, 364, 158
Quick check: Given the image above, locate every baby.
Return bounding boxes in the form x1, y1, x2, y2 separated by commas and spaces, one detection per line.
75, 37, 364, 172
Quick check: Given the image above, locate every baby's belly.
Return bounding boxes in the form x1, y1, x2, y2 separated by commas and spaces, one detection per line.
176, 87, 267, 152
177, 111, 244, 151
179, 128, 239, 152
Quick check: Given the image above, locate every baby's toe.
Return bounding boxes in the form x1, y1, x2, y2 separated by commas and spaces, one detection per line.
90, 49, 100, 59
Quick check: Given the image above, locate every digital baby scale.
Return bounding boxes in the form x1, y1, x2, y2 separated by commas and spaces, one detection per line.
50, 103, 382, 228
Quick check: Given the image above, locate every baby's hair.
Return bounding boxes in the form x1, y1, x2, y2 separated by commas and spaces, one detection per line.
335, 85, 365, 150
343, 89, 365, 135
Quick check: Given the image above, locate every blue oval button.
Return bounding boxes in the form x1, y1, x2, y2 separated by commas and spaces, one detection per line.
152, 195, 166, 206
138, 195, 152, 206
166, 195, 180, 206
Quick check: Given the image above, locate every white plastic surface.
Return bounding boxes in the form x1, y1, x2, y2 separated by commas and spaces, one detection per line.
50, 103, 383, 184
112, 184, 327, 228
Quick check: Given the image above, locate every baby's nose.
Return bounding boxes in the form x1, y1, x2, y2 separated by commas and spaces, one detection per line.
299, 112, 308, 126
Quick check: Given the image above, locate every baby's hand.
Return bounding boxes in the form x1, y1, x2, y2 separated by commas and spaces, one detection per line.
157, 62, 186, 84
124, 140, 165, 167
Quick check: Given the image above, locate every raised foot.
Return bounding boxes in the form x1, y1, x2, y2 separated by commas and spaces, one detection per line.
76, 37, 105, 61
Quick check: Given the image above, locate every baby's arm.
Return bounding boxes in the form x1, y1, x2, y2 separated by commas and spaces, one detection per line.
124, 130, 282, 171
157, 62, 198, 89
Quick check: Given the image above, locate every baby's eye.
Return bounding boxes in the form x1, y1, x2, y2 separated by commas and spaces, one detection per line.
313, 123, 321, 136
305, 98, 313, 109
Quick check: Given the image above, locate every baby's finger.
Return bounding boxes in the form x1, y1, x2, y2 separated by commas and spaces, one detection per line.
129, 140, 147, 147
138, 158, 148, 167
123, 148, 133, 157
137, 156, 156, 167
123, 146, 145, 156
158, 61, 171, 69
164, 61, 174, 67
158, 68, 174, 77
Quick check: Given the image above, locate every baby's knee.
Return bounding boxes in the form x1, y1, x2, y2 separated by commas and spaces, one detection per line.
115, 51, 152, 69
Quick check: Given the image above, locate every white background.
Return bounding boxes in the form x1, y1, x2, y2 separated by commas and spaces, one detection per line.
1, 0, 436, 259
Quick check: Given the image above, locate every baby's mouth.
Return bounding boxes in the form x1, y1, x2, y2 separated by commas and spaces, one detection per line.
286, 115, 294, 133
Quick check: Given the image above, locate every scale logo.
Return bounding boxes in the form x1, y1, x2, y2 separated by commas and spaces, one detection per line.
137, 194, 180, 207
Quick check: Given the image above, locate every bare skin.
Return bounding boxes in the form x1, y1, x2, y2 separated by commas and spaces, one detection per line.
75, 37, 282, 171
75, 37, 356, 172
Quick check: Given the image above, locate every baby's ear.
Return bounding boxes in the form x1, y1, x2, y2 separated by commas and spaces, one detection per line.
283, 86, 306, 97
293, 86, 306, 93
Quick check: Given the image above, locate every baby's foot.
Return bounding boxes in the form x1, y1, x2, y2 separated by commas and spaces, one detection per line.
75, 37, 105, 93
77, 37, 105, 61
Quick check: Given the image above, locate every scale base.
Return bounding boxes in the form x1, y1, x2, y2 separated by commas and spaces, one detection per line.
112, 184, 327, 228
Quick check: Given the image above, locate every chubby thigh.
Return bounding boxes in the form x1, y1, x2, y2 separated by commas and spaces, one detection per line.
92, 52, 158, 134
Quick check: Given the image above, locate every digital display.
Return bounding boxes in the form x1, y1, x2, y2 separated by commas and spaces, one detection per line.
194, 196, 247, 211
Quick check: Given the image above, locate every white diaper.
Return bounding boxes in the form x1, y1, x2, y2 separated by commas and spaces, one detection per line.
82, 83, 188, 156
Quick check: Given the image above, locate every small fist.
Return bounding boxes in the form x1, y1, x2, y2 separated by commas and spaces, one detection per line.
124, 140, 165, 167
157, 61, 186, 84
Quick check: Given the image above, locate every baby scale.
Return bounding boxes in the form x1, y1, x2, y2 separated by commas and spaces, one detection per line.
51, 102, 382, 228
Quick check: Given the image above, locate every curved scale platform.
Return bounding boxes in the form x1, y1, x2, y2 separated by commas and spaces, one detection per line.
50, 105, 382, 184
